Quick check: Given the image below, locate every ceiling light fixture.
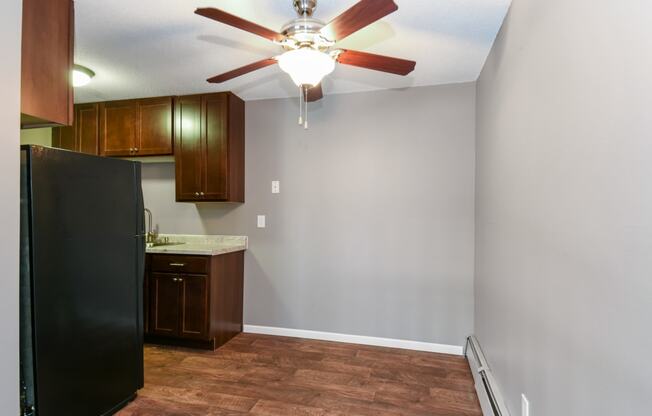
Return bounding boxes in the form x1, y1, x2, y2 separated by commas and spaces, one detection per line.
277, 47, 335, 129
194, 0, 416, 130
72, 64, 95, 87
277, 48, 335, 87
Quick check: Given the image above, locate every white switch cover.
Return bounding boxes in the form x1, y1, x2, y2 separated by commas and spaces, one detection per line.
272, 181, 280, 194
521, 394, 529, 416
257, 215, 266, 228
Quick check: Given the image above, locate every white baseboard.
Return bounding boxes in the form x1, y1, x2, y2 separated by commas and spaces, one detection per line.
243, 325, 464, 356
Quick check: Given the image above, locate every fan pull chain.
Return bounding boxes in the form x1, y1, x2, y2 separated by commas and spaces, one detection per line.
298, 86, 303, 125
304, 86, 309, 129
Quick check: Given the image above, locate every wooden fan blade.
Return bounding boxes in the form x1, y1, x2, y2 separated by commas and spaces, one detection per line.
195, 8, 285, 42
306, 84, 324, 102
320, 0, 398, 42
207, 58, 277, 83
337, 49, 415, 75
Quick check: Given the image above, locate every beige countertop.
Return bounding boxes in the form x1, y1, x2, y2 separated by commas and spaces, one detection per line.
145, 234, 247, 256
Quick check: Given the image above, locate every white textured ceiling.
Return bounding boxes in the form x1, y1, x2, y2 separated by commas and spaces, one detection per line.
74, 0, 511, 103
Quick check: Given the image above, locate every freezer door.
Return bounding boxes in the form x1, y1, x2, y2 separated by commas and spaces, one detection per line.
24, 146, 143, 416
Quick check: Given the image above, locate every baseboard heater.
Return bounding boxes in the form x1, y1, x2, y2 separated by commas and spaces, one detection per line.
465, 335, 511, 416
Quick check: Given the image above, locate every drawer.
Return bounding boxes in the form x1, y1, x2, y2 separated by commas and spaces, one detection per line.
150, 255, 210, 274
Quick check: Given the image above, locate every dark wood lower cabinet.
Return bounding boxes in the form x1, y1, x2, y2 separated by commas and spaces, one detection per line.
149, 273, 181, 337
179, 275, 209, 339
144, 251, 244, 350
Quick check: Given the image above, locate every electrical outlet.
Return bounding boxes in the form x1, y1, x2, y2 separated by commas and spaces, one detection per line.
257, 215, 266, 228
272, 181, 280, 194
521, 394, 529, 416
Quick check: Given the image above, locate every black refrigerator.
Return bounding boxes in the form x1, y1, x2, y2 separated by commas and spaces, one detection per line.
20, 145, 145, 416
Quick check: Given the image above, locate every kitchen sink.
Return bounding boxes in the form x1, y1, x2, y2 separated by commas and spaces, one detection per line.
146, 238, 185, 248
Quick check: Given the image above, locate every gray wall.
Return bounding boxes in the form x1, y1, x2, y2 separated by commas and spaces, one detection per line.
475, 0, 652, 414
142, 84, 476, 346
21, 127, 52, 146
1, 0, 21, 412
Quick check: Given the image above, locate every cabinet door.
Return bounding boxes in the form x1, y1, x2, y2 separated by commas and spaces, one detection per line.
137, 97, 173, 156
144, 258, 150, 335
174, 96, 203, 201
99, 100, 138, 157
21, 0, 74, 127
226, 94, 245, 202
76, 103, 99, 155
51, 103, 98, 153
149, 273, 180, 336
179, 275, 209, 339
52, 124, 75, 151
203, 93, 229, 200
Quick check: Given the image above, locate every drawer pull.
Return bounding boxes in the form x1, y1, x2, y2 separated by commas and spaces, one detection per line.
169, 262, 186, 267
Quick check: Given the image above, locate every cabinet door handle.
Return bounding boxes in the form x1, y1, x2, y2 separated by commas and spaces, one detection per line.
195, 192, 200, 196
134, 148, 139, 152
169, 262, 186, 267
200, 192, 205, 196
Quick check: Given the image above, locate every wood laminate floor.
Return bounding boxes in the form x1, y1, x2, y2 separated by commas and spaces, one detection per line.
117, 333, 482, 416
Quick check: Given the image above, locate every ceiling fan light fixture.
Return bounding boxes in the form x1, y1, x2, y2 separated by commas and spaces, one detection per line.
195, 0, 415, 129
277, 48, 335, 87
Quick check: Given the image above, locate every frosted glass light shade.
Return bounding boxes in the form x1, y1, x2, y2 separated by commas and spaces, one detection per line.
278, 48, 335, 87
72, 64, 95, 87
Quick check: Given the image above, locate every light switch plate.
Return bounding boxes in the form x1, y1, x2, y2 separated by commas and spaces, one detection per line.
257, 215, 266, 228
521, 394, 529, 416
272, 181, 280, 194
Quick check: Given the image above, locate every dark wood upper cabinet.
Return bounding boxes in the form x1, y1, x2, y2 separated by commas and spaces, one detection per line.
204, 94, 229, 200
175, 92, 244, 202
76, 103, 100, 154
51, 124, 75, 151
174, 95, 203, 200
52, 103, 99, 155
21, 0, 74, 127
99, 100, 139, 157
138, 97, 174, 156
99, 97, 173, 157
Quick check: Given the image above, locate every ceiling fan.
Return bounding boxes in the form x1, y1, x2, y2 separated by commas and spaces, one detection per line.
195, 0, 416, 128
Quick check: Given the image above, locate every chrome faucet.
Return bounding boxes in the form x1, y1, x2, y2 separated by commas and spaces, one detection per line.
144, 208, 158, 244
